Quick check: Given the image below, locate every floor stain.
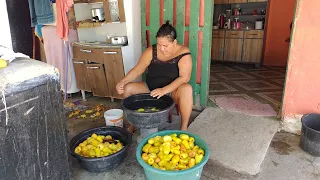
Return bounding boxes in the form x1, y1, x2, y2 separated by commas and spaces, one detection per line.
272, 161, 279, 167
270, 141, 293, 155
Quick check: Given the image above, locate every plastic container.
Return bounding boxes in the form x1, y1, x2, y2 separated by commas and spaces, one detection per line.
121, 93, 174, 129
300, 113, 320, 156
104, 109, 123, 128
136, 130, 210, 180
70, 126, 132, 173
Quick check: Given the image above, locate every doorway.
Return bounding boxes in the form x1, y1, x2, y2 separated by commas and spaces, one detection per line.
209, 0, 296, 116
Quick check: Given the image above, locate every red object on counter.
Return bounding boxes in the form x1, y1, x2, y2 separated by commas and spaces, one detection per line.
218, 14, 225, 29
236, 22, 241, 29
234, 9, 238, 16
253, 9, 258, 15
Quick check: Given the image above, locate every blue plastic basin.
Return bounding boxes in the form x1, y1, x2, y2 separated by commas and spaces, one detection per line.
136, 130, 210, 180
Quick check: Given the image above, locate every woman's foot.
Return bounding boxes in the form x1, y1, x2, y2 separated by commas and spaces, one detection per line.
127, 125, 135, 134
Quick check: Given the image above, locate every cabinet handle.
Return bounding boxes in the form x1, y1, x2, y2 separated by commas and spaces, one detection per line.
73, 61, 84, 64
80, 49, 92, 53
104, 51, 117, 54
87, 66, 100, 69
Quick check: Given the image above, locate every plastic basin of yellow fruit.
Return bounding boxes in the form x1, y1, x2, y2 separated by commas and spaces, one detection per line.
70, 126, 132, 173
136, 130, 210, 180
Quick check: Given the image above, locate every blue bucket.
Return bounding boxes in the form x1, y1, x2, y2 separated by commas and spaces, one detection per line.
136, 130, 210, 180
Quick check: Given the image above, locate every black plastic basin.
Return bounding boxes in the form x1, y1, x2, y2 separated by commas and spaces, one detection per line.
121, 93, 174, 128
69, 126, 132, 173
300, 113, 320, 156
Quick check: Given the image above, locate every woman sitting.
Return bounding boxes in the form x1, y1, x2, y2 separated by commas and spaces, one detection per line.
116, 21, 193, 132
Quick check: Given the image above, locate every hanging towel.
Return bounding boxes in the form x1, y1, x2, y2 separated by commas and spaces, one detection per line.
35, 25, 43, 41
28, 0, 54, 27
42, 26, 79, 93
56, 0, 74, 41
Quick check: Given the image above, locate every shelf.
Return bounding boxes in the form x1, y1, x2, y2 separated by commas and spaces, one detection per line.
76, 19, 106, 28
231, 15, 266, 18
74, 0, 104, 4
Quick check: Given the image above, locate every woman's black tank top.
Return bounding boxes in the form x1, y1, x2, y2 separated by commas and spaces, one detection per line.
146, 44, 191, 91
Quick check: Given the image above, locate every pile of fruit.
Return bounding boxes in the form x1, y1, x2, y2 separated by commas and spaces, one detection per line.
69, 104, 106, 119
141, 133, 205, 171
74, 133, 124, 158
136, 107, 159, 113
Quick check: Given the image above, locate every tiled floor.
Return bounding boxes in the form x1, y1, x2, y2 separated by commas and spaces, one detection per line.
209, 62, 287, 111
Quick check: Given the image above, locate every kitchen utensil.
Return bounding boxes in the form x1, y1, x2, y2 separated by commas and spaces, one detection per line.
225, 19, 231, 29
91, 8, 105, 22
242, 21, 254, 30
255, 21, 263, 30
232, 21, 237, 30
233, 18, 241, 30
236, 22, 241, 30
110, 36, 128, 46
253, 9, 258, 15
233, 8, 239, 16
218, 13, 226, 29
226, 9, 232, 19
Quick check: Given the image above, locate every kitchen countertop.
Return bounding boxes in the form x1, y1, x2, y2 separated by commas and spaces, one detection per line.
213, 29, 264, 31
72, 41, 128, 48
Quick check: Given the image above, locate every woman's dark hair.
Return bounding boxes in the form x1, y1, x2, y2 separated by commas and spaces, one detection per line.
156, 21, 177, 42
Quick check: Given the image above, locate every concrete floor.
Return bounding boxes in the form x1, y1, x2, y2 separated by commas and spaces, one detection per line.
67, 96, 320, 180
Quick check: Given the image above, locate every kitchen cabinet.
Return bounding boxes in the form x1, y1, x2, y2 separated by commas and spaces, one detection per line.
214, 0, 229, 4
242, 39, 263, 63
72, 44, 125, 100
224, 39, 243, 62
229, 0, 247, 3
211, 30, 264, 65
211, 38, 225, 60
244, 30, 264, 39
102, 48, 125, 99
226, 31, 244, 39
73, 59, 91, 91
86, 63, 109, 97
248, 0, 267, 2
212, 30, 225, 38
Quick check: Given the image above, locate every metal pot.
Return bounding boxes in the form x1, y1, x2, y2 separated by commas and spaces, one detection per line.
110, 36, 128, 46
91, 8, 105, 22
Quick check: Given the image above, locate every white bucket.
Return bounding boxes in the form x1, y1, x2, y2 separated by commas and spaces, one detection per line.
104, 109, 123, 128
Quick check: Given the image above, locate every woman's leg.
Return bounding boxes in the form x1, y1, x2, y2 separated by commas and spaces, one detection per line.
123, 82, 149, 98
123, 82, 149, 133
172, 83, 193, 131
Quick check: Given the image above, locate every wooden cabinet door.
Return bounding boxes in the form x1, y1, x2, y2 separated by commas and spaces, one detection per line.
242, 39, 263, 63
102, 49, 125, 98
214, 0, 227, 4
229, 0, 247, 3
211, 38, 225, 61
72, 59, 91, 91
224, 39, 243, 62
248, 0, 267, 2
86, 63, 109, 97
103, 0, 126, 23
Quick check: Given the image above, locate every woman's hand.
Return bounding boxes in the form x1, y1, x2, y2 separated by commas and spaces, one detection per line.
150, 88, 168, 99
116, 81, 126, 95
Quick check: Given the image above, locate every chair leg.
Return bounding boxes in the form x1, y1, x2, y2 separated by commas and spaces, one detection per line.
175, 104, 180, 115
169, 111, 172, 123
